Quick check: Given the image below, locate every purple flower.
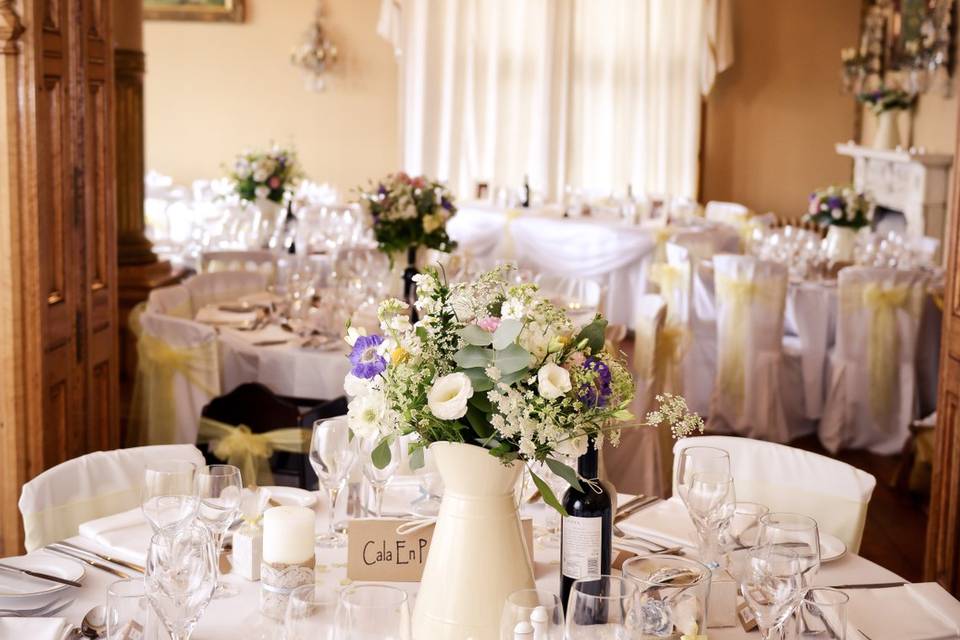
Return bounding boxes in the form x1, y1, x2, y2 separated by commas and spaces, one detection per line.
579, 357, 613, 408
826, 196, 843, 209
378, 184, 388, 197
441, 196, 453, 211
349, 334, 387, 379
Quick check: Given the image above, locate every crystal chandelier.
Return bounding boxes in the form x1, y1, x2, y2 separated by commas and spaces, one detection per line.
291, 1, 339, 92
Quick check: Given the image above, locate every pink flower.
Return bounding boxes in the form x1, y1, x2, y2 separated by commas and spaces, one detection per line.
477, 317, 501, 332
411, 176, 426, 189
564, 352, 586, 370
268, 176, 281, 189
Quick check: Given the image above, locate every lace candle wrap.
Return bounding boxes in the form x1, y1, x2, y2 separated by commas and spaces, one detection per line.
260, 506, 316, 619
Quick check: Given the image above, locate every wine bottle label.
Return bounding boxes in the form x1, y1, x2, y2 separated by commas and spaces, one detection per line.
561, 515, 602, 580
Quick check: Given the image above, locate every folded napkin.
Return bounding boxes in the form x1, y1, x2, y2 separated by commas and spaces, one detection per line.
194, 305, 258, 326
0, 617, 71, 640
77, 507, 152, 566
849, 582, 960, 640
616, 497, 697, 548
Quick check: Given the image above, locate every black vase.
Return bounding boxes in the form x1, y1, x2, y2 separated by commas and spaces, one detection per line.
402, 246, 419, 323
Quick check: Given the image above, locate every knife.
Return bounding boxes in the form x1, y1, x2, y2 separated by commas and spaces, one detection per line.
830, 582, 906, 590
54, 541, 145, 574
0, 561, 82, 588
615, 495, 648, 515
614, 496, 659, 522
44, 546, 130, 580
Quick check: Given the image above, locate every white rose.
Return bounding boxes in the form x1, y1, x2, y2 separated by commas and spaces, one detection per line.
537, 362, 572, 400
556, 434, 588, 458
348, 393, 384, 440
254, 185, 271, 200
427, 372, 473, 420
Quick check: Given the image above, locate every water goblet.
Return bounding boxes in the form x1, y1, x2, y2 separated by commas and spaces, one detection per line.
675, 446, 731, 505
358, 434, 401, 517
736, 546, 805, 640
284, 584, 339, 640
685, 471, 736, 567
195, 464, 242, 597
757, 512, 822, 585
337, 584, 411, 640
499, 589, 563, 640
565, 575, 640, 638
310, 417, 358, 547
141, 460, 198, 533
145, 524, 218, 640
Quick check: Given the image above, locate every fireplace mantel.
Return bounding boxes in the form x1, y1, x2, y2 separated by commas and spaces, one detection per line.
836, 142, 953, 248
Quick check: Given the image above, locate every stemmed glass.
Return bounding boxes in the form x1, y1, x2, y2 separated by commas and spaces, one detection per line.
757, 513, 822, 586
310, 418, 357, 547
565, 575, 640, 638
736, 546, 806, 640
145, 524, 218, 640
141, 460, 199, 532
337, 584, 411, 639
684, 471, 736, 568
675, 446, 731, 504
410, 446, 444, 518
284, 584, 339, 640
358, 435, 401, 518
195, 465, 242, 597
499, 589, 563, 640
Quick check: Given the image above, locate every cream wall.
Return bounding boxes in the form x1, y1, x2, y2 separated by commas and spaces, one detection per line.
143, 0, 399, 194
702, 0, 862, 219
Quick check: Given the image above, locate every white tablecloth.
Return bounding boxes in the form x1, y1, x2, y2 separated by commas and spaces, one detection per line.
1, 491, 925, 640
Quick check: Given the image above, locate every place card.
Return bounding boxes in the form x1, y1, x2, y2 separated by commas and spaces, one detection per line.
347, 518, 534, 582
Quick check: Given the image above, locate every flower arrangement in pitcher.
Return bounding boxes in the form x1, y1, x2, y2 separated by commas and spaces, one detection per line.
343, 265, 703, 512
857, 86, 913, 115
227, 145, 303, 204
356, 173, 458, 257
805, 185, 874, 229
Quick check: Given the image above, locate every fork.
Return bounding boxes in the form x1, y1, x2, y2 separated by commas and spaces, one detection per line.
0, 598, 74, 617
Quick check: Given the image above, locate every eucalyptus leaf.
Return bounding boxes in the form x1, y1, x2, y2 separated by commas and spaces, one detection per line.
462, 367, 495, 392
465, 406, 494, 439
409, 445, 425, 471
574, 317, 608, 353
497, 367, 530, 386
469, 393, 493, 413
494, 343, 531, 374
530, 469, 568, 517
454, 345, 494, 369
492, 319, 523, 350
545, 458, 583, 492
460, 324, 493, 347
371, 438, 393, 470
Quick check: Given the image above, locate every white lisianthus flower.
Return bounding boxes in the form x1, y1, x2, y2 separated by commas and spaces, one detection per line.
348, 392, 385, 440
344, 373, 371, 398
254, 185, 271, 200
427, 372, 473, 420
253, 168, 270, 183
831, 208, 842, 220
346, 326, 368, 347
556, 434, 589, 458
537, 362, 571, 399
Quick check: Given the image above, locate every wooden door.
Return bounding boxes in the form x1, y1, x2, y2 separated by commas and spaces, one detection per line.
926, 104, 960, 594
0, 0, 118, 555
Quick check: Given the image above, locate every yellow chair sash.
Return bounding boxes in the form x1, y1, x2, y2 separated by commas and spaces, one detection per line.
650, 263, 687, 325
652, 226, 677, 263
128, 334, 220, 446
655, 323, 688, 394
197, 418, 311, 487
861, 283, 913, 420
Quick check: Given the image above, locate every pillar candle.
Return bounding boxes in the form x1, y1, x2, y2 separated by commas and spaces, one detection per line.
262, 506, 315, 564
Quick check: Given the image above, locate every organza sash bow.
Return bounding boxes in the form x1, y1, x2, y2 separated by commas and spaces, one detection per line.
650, 263, 688, 324
861, 283, 913, 420
197, 417, 311, 487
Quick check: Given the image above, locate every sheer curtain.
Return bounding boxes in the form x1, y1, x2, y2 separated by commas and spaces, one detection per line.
397, 0, 712, 201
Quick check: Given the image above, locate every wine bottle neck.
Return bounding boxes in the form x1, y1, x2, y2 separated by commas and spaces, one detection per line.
577, 439, 599, 481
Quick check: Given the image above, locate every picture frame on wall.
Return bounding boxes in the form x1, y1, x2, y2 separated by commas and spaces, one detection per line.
144, 0, 245, 23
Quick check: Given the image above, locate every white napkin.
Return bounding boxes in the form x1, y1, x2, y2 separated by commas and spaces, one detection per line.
0, 617, 71, 640
193, 305, 258, 326
77, 507, 152, 566
849, 582, 960, 640
616, 497, 697, 548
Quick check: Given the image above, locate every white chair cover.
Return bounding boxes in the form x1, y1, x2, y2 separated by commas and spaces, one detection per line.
184, 271, 268, 313
128, 312, 221, 446
819, 267, 927, 455
708, 255, 793, 441
18, 444, 205, 552
146, 283, 192, 319
604, 294, 669, 497
704, 200, 752, 227
672, 436, 876, 552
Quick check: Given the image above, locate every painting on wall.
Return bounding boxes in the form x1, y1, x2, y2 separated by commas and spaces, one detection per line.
144, 0, 245, 23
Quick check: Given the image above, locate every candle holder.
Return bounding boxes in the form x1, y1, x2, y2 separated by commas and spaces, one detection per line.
259, 557, 316, 620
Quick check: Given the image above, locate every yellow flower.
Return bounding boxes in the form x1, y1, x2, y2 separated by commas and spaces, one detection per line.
422, 212, 443, 233
391, 347, 410, 365
548, 334, 568, 353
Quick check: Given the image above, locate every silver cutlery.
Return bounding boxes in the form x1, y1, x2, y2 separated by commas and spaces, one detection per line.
0, 561, 82, 588
54, 540, 144, 575
77, 605, 106, 638
44, 546, 130, 579
614, 495, 649, 516
613, 539, 684, 556
251, 339, 289, 347
613, 495, 660, 522
0, 598, 73, 618
830, 581, 906, 590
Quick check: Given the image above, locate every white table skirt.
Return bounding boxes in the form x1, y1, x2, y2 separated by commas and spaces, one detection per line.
4, 493, 909, 640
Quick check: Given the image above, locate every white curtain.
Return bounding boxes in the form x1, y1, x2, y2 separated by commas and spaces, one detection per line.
396, 0, 714, 201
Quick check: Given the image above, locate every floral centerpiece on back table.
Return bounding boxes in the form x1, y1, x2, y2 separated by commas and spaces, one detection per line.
857, 86, 914, 150
344, 264, 702, 637
228, 145, 303, 205
805, 185, 874, 263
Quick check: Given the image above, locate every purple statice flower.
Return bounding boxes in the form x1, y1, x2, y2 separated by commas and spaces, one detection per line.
826, 196, 843, 209
349, 334, 387, 379
579, 356, 613, 408
441, 196, 453, 211
378, 183, 388, 197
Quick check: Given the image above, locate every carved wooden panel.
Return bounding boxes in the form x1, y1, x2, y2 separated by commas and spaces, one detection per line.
42, 0, 62, 34
36, 75, 68, 309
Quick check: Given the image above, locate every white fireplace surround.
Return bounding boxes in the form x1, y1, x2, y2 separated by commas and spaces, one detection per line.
836, 143, 953, 250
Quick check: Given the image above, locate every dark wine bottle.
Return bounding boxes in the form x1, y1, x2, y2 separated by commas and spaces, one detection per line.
521, 174, 531, 208
559, 437, 612, 613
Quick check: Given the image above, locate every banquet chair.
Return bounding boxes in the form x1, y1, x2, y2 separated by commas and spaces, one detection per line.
18, 444, 205, 552
184, 270, 268, 312
672, 436, 876, 552
146, 283, 192, 319
819, 267, 927, 455
200, 249, 277, 283
128, 312, 220, 447
708, 255, 811, 442
604, 294, 671, 497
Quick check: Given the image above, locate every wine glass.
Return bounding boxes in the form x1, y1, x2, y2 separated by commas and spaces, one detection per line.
141, 460, 198, 532
796, 588, 849, 639
145, 524, 217, 640
284, 584, 339, 640
358, 435, 401, 518
757, 512, 822, 586
675, 446, 731, 505
337, 584, 411, 639
310, 417, 358, 547
410, 446, 444, 518
736, 546, 805, 640
724, 502, 769, 551
565, 575, 640, 638
684, 471, 736, 568
499, 589, 564, 640
195, 464, 242, 597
